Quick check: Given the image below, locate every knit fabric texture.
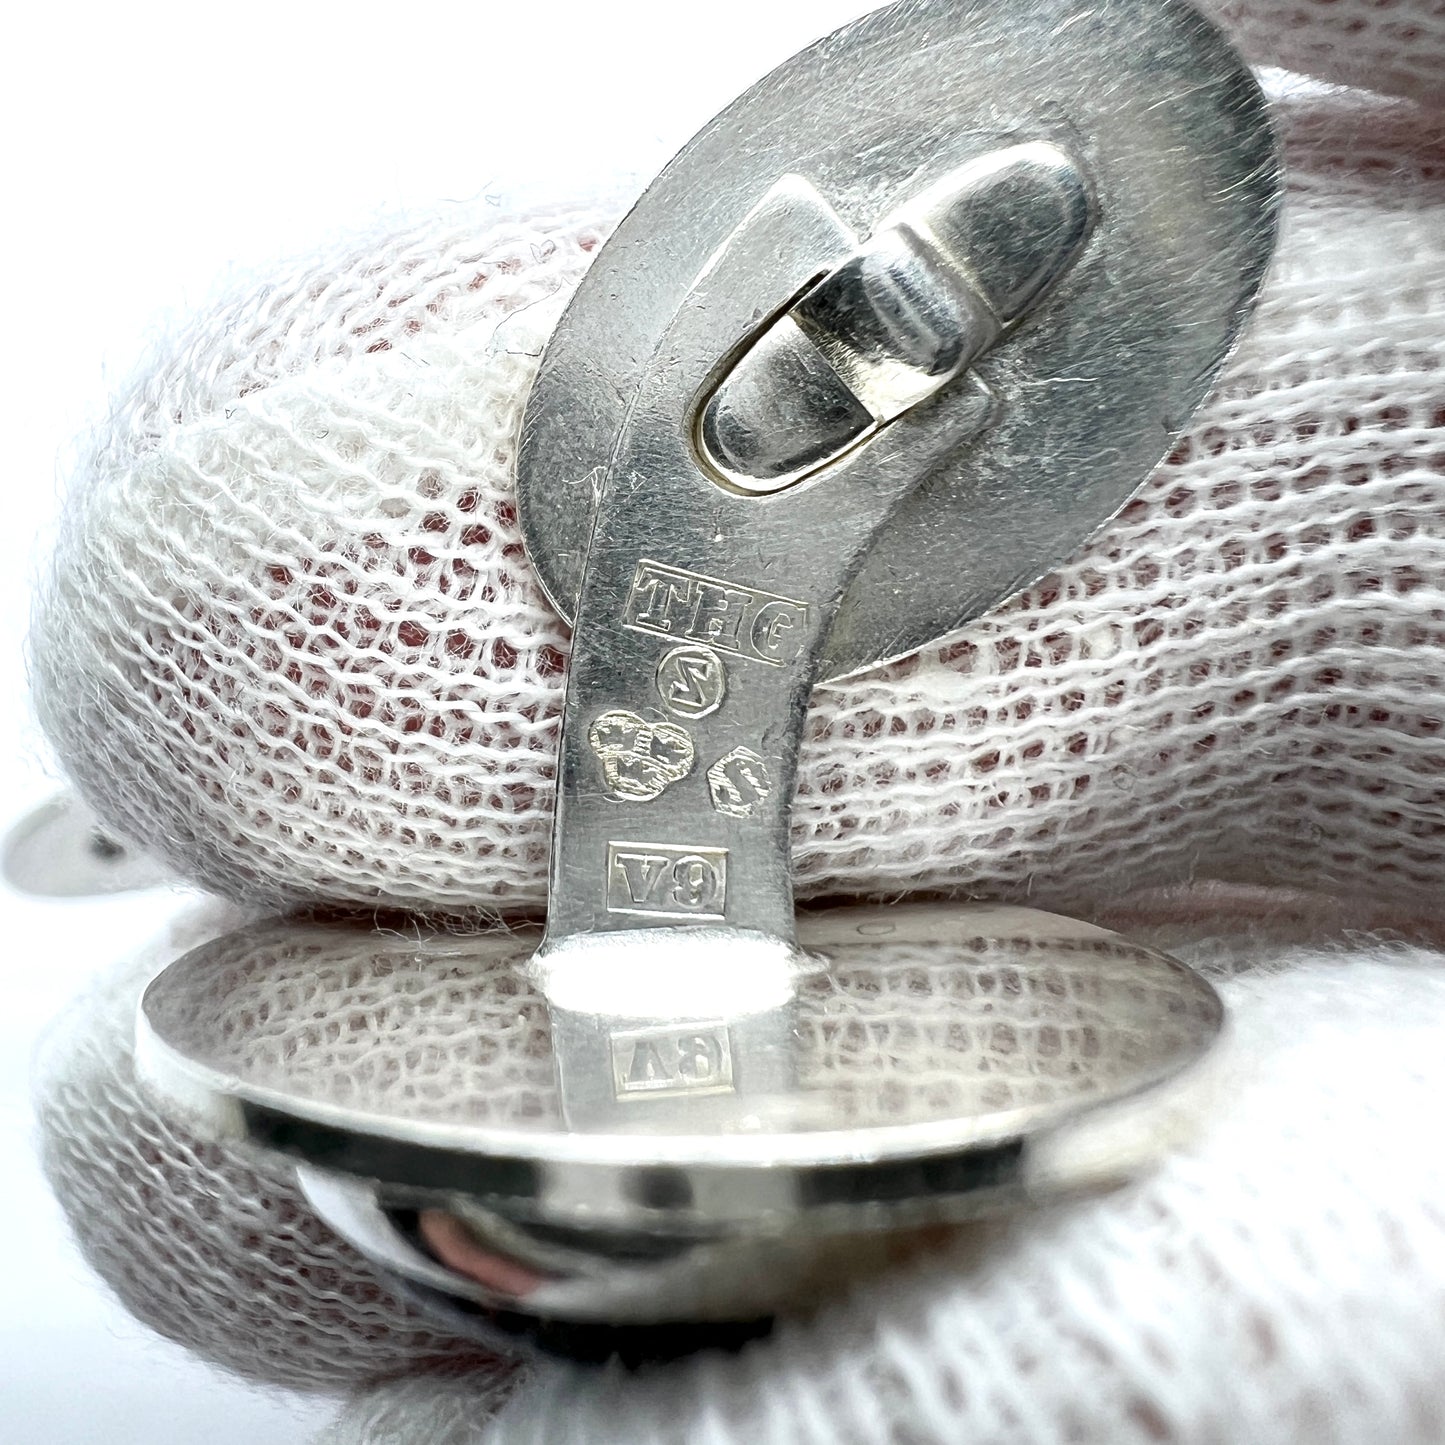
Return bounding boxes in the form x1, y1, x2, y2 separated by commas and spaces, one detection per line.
471, 911, 1445, 1445
27, 83, 1445, 925
24, 0, 1445, 1439
31, 901, 510, 1395
32, 891, 1445, 1442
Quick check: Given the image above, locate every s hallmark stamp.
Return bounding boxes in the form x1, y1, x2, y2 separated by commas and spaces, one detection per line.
706, 747, 773, 819
655, 644, 728, 719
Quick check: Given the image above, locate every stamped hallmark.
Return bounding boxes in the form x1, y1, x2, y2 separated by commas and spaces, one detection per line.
656, 644, 727, 719
588, 711, 694, 802
706, 747, 773, 819
606, 841, 728, 919
624, 560, 809, 667
610, 1022, 735, 1100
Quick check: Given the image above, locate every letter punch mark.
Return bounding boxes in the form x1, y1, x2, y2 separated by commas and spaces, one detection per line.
624, 560, 810, 668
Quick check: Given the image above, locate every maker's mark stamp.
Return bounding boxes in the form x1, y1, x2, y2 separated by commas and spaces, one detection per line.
656, 644, 727, 719
588, 711, 694, 802
623, 560, 808, 667
610, 1022, 735, 1100
606, 841, 728, 919
706, 747, 773, 819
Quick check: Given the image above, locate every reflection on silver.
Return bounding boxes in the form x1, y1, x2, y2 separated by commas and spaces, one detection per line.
296, 1168, 950, 1330
608, 1021, 735, 1102
141, 902, 1223, 1322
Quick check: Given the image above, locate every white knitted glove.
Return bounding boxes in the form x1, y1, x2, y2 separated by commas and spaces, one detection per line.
27, 0, 1445, 1440
35, 891, 1445, 1443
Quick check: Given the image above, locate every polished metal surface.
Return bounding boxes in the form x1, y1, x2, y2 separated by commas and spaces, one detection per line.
516, 0, 1280, 681
543, 170, 997, 954
139, 902, 1224, 1321
133, 0, 1276, 1337
698, 143, 1095, 493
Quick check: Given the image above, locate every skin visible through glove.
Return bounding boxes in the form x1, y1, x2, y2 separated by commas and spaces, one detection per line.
32, 89, 1445, 923
23, 0, 1445, 1438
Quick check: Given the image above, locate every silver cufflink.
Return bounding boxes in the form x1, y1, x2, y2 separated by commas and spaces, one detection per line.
127, 0, 1279, 1357
3, 792, 168, 899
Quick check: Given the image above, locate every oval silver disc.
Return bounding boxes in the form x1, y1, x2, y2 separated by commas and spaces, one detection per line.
138, 903, 1222, 1238
515, 0, 1280, 681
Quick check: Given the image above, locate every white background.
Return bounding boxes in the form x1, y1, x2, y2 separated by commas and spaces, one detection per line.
0, 2, 872, 1439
